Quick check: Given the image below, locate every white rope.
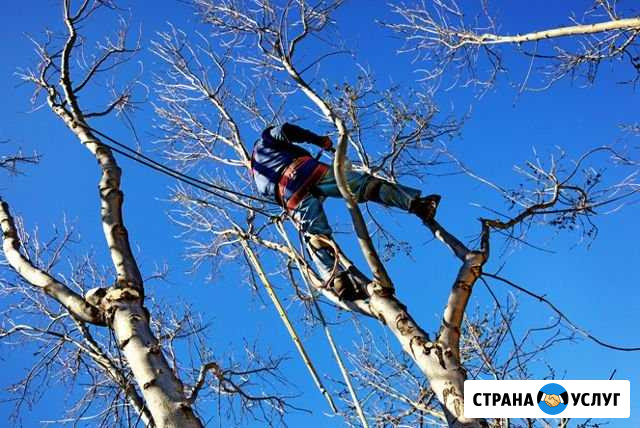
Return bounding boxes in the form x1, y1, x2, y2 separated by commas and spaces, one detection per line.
275, 221, 370, 428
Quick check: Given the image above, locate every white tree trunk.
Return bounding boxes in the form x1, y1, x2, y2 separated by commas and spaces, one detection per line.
39, 22, 206, 419
367, 284, 485, 427
64, 121, 204, 427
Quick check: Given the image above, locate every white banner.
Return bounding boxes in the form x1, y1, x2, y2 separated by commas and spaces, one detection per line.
464, 380, 630, 418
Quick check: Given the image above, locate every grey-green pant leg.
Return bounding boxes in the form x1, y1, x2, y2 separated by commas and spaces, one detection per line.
290, 195, 336, 279
293, 169, 421, 280
315, 169, 420, 210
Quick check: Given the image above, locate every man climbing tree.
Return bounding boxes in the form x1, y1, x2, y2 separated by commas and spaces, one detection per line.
251, 122, 441, 300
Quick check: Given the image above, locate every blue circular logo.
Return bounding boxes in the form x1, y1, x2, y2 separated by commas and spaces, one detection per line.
537, 383, 568, 415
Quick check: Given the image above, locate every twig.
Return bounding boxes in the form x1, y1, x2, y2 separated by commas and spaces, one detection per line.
483, 272, 640, 351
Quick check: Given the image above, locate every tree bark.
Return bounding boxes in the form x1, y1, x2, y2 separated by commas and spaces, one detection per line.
53, 116, 204, 427
33, 9, 207, 418
367, 286, 483, 427
465, 16, 640, 46
0, 199, 104, 325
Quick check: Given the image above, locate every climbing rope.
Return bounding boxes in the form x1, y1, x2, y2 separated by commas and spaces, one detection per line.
80, 124, 281, 217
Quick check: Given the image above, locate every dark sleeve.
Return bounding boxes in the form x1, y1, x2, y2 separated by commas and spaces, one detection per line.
275, 122, 325, 146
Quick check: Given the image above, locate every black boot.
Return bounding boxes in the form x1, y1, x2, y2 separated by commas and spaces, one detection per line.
409, 194, 441, 222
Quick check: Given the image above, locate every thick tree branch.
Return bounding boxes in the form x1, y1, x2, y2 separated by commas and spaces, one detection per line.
441, 17, 640, 48
387, 1, 640, 88
0, 199, 105, 325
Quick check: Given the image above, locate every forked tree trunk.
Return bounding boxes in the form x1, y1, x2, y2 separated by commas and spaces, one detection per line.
368, 288, 484, 427
63, 119, 205, 427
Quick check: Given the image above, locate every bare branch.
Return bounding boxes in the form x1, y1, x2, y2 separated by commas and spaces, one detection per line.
484, 272, 640, 352
0, 199, 105, 325
386, 1, 640, 89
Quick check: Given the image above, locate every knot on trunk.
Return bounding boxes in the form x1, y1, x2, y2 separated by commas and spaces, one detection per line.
85, 287, 108, 308
105, 286, 141, 304
442, 384, 464, 419
453, 280, 471, 291
367, 280, 395, 297
465, 251, 487, 275
395, 312, 415, 336
84, 285, 142, 322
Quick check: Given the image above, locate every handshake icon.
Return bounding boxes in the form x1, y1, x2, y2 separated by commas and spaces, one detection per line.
540, 392, 565, 407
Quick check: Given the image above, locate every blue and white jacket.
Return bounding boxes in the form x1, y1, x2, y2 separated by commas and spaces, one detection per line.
251, 123, 329, 210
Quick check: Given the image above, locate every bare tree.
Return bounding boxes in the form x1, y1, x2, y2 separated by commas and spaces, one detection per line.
1, 1, 289, 427
150, 1, 640, 427
384, 0, 640, 90
3, 1, 639, 427
3, 0, 203, 424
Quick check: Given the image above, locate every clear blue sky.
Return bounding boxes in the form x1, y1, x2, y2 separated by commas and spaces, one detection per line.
1, 1, 638, 427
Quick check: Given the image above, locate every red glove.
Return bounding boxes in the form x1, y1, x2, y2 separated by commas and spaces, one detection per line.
318, 136, 333, 150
